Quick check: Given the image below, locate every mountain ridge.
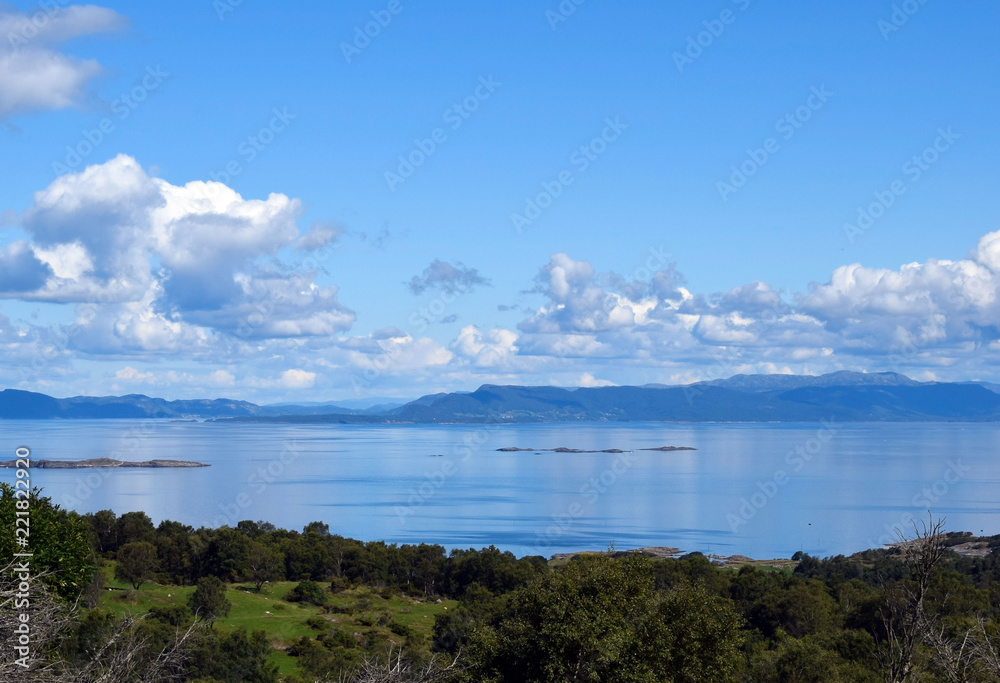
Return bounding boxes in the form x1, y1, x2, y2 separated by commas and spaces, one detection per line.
4, 371, 1000, 422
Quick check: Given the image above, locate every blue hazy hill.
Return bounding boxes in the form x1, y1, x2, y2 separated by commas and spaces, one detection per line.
4, 372, 1000, 422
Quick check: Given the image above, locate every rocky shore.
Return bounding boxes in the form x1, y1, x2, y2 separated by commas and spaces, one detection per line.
0, 457, 209, 468
497, 445, 696, 453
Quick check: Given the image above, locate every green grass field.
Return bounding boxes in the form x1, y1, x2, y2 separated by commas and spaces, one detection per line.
97, 564, 456, 679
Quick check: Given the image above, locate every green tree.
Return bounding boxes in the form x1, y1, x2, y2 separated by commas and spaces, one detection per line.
188, 575, 232, 626
115, 541, 158, 589
285, 579, 327, 606
155, 522, 196, 585
0, 484, 94, 598
186, 627, 279, 682
198, 527, 253, 581
465, 554, 745, 682
114, 510, 156, 547
246, 541, 283, 591
87, 509, 118, 554
655, 582, 749, 682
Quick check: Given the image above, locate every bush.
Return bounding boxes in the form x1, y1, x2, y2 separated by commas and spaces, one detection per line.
304, 616, 329, 631
285, 580, 328, 606
148, 604, 190, 627
389, 620, 412, 637
186, 627, 278, 682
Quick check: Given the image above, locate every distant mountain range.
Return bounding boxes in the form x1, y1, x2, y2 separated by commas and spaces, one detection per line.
4, 372, 1000, 422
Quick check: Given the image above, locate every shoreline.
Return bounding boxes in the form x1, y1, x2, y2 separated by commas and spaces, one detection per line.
0, 457, 209, 468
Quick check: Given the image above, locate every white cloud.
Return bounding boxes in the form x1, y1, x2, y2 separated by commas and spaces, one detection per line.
7, 154, 1000, 398
347, 332, 453, 374
0, 5, 127, 116
280, 368, 316, 389
578, 372, 615, 387
9, 155, 356, 349
509, 238, 1000, 383
799, 233, 1000, 352
114, 366, 154, 382
295, 221, 343, 251
0, 241, 52, 292
451, 325, 518, 367
209, 370, 236, 387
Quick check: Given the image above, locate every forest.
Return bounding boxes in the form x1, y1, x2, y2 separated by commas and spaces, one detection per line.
2, 483, 1000, 682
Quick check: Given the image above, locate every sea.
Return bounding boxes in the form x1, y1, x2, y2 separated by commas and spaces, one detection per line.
3, 420, 998, 559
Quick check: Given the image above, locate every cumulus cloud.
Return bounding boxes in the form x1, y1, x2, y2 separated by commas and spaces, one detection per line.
7, 154, 1000, 398
7, 155, 356, 350
511, 236, 1000, 382
798, 232, 1000, 353
199, 268, 355, 339
0, 241, 53, 292
347, 331, 453, 373
0, 4, 127, 116
451, 325, 518, 368
280, 368, 316, 389
407, 259, 491, 296
578, 372, 616, 387
114, 366, 154, 382
517, 253, 692, 361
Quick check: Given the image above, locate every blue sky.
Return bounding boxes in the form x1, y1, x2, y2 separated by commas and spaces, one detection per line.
1, 0, 999, 402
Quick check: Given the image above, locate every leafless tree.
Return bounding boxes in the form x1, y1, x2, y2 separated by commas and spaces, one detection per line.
968, 619, 1000, 678
874, 514, 948, 683
921, 620, 979, 683
1, 560, 203, 682
66, 613, 202, 683
0, 562, 72, 681
333, 644, 462, 683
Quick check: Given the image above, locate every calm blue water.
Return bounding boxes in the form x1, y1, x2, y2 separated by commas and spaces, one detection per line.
2, 420, 998, 559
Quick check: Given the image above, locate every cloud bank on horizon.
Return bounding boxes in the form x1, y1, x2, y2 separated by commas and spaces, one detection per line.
2, 153, 1000, 401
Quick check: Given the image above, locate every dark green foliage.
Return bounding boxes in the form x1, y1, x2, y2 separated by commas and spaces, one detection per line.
88, 509, 117, 553
747, 635, 881, 683
246, 541, 283, 591
462, 554, 746, 682
115, 540, 158, 589
188, 575, 232, 624
305, 615, 329, 631
651, 550, 730, 593
148, 603, 191, 626
186, 627, 279, 683
115, 510, 156, 547
27, 507, 1000, 683
198, 527, 253, 581
286, 579, 328, 606
154, 519, 196, 584
58, 609, 118, 666
290, 634, 362, 680
0, 484, 94, 598
432, 583, 500, 654
441, 544, 544, 597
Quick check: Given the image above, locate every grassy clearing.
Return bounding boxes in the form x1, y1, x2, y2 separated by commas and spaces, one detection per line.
95, 564, 456, 679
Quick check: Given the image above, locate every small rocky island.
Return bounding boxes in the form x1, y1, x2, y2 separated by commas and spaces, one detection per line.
0, 457, 209, 468
497, 445, 696, 453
